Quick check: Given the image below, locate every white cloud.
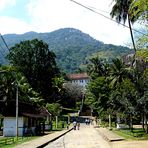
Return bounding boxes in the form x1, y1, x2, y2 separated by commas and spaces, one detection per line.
0, 0, 16, 11
0, 0, 134, 46
0, 16, 32, 34
25, 0, 131, 45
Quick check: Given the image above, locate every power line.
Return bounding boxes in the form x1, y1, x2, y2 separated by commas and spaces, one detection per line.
70, 0, 148, 36
84, 2, 146, 27
0, 33, 10, 52
0, 44, 6, 58
81, 2, 110, 14
0, 33, 10, 64
0, 35, 9, 60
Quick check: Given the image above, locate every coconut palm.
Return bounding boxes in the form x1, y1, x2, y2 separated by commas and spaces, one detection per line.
130, 0, 148, 24
110, 0, 136, 54
87, 57, 110, 78
110, 58, 131, 87
0, 66, 15, 103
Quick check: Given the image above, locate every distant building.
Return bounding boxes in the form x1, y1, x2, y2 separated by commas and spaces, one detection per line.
67, 73, 90, 87
2, 101, 51, 137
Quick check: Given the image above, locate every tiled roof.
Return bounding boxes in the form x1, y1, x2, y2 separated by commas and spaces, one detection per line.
67, 73, 89, 80
2, 101, 51, 117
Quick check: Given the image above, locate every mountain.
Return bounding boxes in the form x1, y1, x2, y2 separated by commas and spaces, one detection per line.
0, 28, 132, 73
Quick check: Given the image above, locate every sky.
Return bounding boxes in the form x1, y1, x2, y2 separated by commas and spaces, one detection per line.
0, 0, 141, 46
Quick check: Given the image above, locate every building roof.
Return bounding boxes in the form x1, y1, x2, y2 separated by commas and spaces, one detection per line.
67, 73, 89, 80
2, 101, 51, 118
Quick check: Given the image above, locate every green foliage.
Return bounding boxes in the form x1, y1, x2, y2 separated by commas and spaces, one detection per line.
0, 28, 132, 73
115, 79, 136, 114
46, 103, 62, 116
110, 0, 137, 53
135, 25, 148, 50
0, 65, 16, 107
136, 49, 148, 62
110, 58, 131, 87
113, 128, 147, 140
85, 56, 147, 131
87, 56, 110, 78
86, 57, 111, 114
0, 136, 39, 148
110, 0, 133, 24
130, 0, 148, 23
0, 65, 43, 113
7, 39, 60, 102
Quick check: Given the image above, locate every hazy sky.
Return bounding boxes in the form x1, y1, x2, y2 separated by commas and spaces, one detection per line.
0, 0, 140, 46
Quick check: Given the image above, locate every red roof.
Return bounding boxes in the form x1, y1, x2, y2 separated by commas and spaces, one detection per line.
67, 73, 89, 80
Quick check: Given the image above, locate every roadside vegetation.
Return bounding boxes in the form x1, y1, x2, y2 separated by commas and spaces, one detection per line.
85, 0, 147, 135
0, 136, 39, 148
113, 128, 148, 140
0, 0, 147, 146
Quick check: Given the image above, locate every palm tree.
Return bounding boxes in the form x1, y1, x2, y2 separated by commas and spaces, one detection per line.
110, 0, 136, 54
87, 57, 110, 78
130, 0, 148, 24
132, 68, 148, 132
110, 58, 130, 87
0, 66, 16, 103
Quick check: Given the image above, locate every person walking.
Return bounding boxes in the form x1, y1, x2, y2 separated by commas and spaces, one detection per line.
73, 120, 77, 130
85, 119, 88, 125
77, 122, 80, 130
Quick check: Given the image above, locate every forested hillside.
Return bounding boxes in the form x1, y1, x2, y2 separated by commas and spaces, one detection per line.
0, 28, 132, 73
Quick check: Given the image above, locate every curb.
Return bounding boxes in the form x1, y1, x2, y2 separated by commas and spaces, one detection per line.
96, 128, 125, 142
97, 130, 110, 141
37, 128, 73, 148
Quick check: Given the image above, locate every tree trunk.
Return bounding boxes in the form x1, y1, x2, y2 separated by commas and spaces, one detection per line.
129, 114, 133, 131
109, 114, 112, 130
142, 113, 145, 130
128, 14, 136, 52
128, 14, 136, 66
144, 114, 148, 134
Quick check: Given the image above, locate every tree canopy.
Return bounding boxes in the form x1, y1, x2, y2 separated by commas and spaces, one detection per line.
85, 56, 148, 131
7, 39, 60, 102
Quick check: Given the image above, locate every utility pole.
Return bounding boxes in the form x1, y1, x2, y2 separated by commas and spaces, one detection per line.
109, 114, 112, 130
16, 85, 18, 139
56, 116, 58, 129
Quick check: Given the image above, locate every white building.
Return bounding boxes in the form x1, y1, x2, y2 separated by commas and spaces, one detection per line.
4, 116, 28, 137
67, 73, 89, 87
2, 102, 51, 137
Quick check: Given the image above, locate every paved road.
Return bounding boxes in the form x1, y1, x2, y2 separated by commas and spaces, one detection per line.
45, 124, 111, 148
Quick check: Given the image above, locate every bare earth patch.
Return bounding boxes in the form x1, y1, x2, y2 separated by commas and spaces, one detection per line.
111, 140, 148, 148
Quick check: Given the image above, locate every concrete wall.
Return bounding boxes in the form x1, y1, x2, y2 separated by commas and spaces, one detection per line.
72, 79, 89, 87
3, 117, 25, 137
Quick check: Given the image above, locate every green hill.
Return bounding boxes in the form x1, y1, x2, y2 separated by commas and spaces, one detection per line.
0, 28, 132, 73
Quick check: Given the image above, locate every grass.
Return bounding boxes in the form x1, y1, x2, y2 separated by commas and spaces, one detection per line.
0, 119, 68, 147
52, 120, 67, 131
0, 136, 40, 148
100, 122, 148, 140
112, 128, 148, 140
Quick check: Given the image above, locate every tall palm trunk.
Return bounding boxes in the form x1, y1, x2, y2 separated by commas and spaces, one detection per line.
144, 114, 148, 134
129, 113, 133, 131
127, 14, 136, 65
142, 112, 145, 130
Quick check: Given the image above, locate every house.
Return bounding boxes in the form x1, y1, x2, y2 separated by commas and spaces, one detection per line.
67, 73, 89, 87
2, 101, 51, 137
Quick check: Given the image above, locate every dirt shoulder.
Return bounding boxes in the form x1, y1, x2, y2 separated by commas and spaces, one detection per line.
111, 140, 148, 148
